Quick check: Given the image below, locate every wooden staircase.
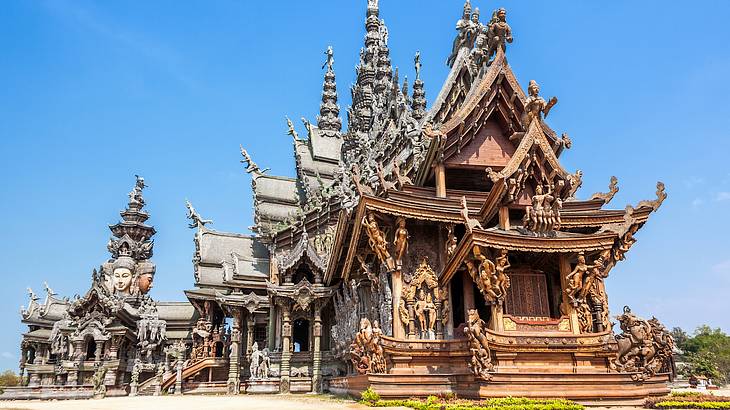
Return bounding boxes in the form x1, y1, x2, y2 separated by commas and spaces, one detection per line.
136, 357, 227, 395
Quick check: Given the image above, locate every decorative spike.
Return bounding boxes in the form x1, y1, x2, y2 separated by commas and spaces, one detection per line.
411, 52, 427, 121
317, 46, 342, 136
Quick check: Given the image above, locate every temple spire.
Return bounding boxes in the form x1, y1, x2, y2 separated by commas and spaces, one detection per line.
411, 51, 427, 121
317, 46, 342, 137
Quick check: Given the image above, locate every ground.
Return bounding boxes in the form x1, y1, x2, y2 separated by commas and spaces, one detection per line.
0, 394, 370, 410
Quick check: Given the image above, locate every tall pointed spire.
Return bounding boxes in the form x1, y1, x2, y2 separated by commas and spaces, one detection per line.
411, 51, 427, 121
317, 46, 342, 137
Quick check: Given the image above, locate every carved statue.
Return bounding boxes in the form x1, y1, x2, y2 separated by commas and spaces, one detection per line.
484, 8, 513, 64
391, 160, 413, 189
357, 255, 378, 289
522, 80, 558, 128
111, 256, 136, 296
614, 224, 639, 261
464, 309, 493, 379
362, 212, 395, 270
376, 162, 396, 193
349, 318, 386, 374
186, 200, 213, 229
414, 51, 422, 80
240, 145, 269, 175
565, 253, 596, 305
447, 1, 473, 67
566, 170, 584, 199
523, 185, 562, 235
614, 307, 675, 380
494, 249, 511, 299
591, 176, 620, 203
461, 196, 483, 233
249, 342, 271, 379
92, 365, 107, 397
286, 116, 300, 141
128, 175, 147, 208
393, 218, 409, 268
414, 289, 437, 339
322, 46, 334, 71
442, 225, 456, 257
472, 246, 500, 302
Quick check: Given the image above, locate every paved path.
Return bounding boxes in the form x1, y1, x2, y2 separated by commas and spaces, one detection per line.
0, 395, 373, 410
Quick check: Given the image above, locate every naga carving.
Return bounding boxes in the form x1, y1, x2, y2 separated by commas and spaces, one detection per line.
350, 318, 386, 374
464, 309, 494, 379
614, 307, 675, 380
461, 196, 483, 233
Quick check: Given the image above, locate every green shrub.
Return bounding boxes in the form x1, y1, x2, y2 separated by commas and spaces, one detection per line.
655, 402, 730, 409
671, 391, 705, 397
360, 396, 583, 410
361, 387, 381, 403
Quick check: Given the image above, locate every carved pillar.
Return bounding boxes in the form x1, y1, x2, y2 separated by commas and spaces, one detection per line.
267, 306, 276, 351
246, 315, 255, 359
279, 300, 292, 394
227, 308, 242, 395
490, 304, 505, 332
435, 297, 444, 339
392, 270, 404, 338
312, 301, 323, 393
435, 163, 446, 198
406, 300, 416, 340
175, 360, 183, 395
559, 254, 581, 335
462, 271, 475, 323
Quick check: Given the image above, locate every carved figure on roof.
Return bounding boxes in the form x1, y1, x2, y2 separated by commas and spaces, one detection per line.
522, 80, 558, 128
362, 212, 395, 270
614, 224, 639, 261
379, 21, 389, 47
590, 176, 620, 203
240, 145, 269, 175
390, 160, 413, 190
637, 182, 667, 211
464, 309, 494, 378
447, 0, 473, 67
322, 46, 334, 70
128, 175, 147, 208
351, 163, 374, 196
461, 196, 483, 233
393, 217, 409, 268
376, 162, 396, 193
484, 8, 513, 64
414, 51, 422, 80
523, 185, 561, 234
186, 200, 212, 229
469, 25, 489, 70
286, 116, 300, 141
566, 170, 584, 199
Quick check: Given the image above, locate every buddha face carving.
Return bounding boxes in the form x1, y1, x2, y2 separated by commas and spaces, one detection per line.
113, 267, 133, 294
137, 273, 154, 294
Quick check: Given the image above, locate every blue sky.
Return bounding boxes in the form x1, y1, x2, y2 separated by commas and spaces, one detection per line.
1, 0, 729, 370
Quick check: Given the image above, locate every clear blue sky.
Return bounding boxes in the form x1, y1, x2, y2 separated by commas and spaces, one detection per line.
1, 0, 729, 370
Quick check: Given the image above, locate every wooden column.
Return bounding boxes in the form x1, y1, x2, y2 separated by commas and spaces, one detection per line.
559, 254, 581, 335
462, 271, 475, 322
435, 163, 447, 198
279, 301, 292, 393
392, 269, 404, 339
227, 308, 242, 395
312, 302, 323, 393
498, 206, 510, 230
267, 305, 276, 351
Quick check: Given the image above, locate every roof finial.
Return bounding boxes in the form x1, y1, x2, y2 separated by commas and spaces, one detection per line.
317, 46, 342, 136
411, 51, 427, 121
185, 200, 213, 229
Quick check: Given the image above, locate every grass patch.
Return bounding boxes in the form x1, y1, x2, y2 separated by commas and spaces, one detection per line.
359, 390, 584, 410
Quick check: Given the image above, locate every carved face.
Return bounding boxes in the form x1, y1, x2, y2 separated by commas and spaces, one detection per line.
113, 268, 133, 293
536, 185, 543, 195
498, 9, 506, 21
528, 82, 540, 97
471, 11, 480, 22
578, 255, 586, 264
137, 273, 154, 294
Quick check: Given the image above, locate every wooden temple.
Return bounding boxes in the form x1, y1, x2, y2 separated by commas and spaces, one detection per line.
8, 0, 675, 404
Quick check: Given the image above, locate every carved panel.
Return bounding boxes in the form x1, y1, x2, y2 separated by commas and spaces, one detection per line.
504, 269, 550, 318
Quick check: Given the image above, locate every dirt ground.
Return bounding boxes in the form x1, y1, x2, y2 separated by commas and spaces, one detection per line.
0, 394, 371, 410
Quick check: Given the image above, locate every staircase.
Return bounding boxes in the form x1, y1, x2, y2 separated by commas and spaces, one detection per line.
136, 357, 228, 395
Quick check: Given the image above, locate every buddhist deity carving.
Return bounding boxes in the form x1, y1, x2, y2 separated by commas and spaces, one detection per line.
447, 1, 475, 67
349, 318, 386, 374
393, 217, 409, 268
249, 342, 271, 379
111, 256, 135, 296
484, 8, 512, 64
464, 309, 494, 379
402, 259, 441, 339
522, 185, 562, 235
362, 212, 395, 270
522, 80, 557, 128
461, 196, 483, 233
614, 307, 675, 380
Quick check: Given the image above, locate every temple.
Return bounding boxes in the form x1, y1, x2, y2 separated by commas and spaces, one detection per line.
5, 1, 675, 405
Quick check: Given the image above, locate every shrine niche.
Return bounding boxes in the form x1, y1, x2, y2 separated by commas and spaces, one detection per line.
401, 259, 444, 340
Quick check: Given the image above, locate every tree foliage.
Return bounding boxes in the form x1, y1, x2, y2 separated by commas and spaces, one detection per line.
674, 325, 730, 384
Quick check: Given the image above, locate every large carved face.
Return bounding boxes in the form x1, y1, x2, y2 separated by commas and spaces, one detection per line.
113, 268, 133, 293
137, 273, 154, 294
497, 9, 506, 21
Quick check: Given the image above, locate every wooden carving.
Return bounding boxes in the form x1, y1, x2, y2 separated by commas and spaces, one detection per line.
522, 185, 562, 235
391, 160, 413, 190
522, 80, 557, 128
445, 224, 458, 257
614, 307, 675, 381
349, 318, 387, 374
464, 309, 494, 379
461, 196, 483, 233
590, 176, 620, 204
393, 217, 409, 268
362, 212, 395, 270
402, 259, 441, 339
